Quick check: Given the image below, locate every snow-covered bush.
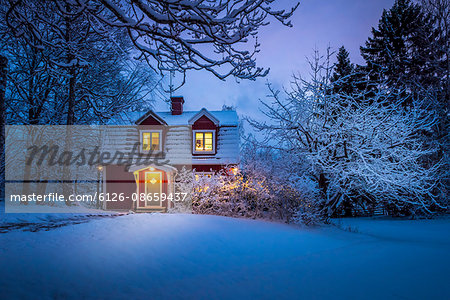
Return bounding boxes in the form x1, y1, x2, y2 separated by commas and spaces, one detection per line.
240, 145, 322, 223
169, 166, 194, 213
185, 156, 321, 224
191, 171, 246, 217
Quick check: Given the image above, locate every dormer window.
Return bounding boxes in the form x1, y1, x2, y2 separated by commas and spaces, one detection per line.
193, 130, 215, 154
141, 130, 162, 152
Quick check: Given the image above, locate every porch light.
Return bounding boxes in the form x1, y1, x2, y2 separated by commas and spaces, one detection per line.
97, 165, 103, 171
230, 167, 238, 175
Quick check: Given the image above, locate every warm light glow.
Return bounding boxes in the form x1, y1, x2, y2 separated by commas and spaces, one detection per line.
194, 172, 214, 181
97, 165, 103, 171
142, 131, 160, 151
230, 167, 238, 175
196, 186, 210, 192
195, 131, 213, 152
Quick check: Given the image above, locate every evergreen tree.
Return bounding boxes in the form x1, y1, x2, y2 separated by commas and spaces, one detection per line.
330, 47, 370, 100
331, 46, 355, 95
360, 0, 438, 94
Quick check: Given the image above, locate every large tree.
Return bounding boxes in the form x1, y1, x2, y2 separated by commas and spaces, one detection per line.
0, 55, 7, 200
3, 0, 298, 124
360, 0, 439, 95
420, 0, 449, 146
331, 46, 354, 95
6, 0, 298, 86
421, 0, 449, 103
330, 46, 369, 97
249, 50, 445, 217
2, 0, 158, 125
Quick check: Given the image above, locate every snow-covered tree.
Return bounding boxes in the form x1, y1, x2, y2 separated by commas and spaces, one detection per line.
170, 166, 194, 213
5, 0, 298, 87
1, 1, 162, 202
1, 0, 159, 125
0, 55, 7, 200
248, 49, 446, 217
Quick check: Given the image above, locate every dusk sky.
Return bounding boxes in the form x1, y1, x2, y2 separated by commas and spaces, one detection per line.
155, 0, 395, 123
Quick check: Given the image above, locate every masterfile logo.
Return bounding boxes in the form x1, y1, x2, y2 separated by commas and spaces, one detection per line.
4, 125, 193, 213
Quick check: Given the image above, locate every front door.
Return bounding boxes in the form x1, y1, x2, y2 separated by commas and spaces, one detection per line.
144, 171, 162, 207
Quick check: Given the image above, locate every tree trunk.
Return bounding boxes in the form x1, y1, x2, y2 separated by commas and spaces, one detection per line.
0, 55, 8, 202
23, 51, 38, 203
66, 67, 76, 126
63, 67, 75, 206
62, 5, 75, 205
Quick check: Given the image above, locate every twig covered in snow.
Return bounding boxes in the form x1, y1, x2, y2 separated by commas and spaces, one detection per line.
5, 0, 298, 87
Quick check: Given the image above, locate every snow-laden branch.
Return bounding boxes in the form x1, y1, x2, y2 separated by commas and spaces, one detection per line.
248, 49, 446, 216
6, 0, 298, 83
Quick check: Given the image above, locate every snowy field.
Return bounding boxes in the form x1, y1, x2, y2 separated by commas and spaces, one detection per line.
0, 213, 449, 300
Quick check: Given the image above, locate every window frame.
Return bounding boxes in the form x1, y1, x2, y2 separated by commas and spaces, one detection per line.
192, 130, 215, 154
140, 130, 163, 153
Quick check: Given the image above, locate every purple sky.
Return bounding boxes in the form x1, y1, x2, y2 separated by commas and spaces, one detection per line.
154, 0, 395, 122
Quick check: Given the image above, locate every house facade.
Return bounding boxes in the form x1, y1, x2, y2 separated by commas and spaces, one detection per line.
101, 96, 240, 212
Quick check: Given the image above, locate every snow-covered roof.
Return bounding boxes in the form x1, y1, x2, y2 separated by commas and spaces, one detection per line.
188, 108, 220, 125
110, 109, 239, 126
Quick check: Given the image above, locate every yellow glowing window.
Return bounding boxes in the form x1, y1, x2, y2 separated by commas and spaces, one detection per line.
195, 131, 214, 152
142, 131, 160, 151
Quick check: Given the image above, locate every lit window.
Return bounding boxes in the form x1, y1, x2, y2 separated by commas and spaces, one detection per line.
194, 131, 214, 153
141, 131, 161, 151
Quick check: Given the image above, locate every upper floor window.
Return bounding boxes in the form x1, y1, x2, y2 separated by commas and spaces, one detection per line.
193, 130, 215, 153
141, 130, 161, 152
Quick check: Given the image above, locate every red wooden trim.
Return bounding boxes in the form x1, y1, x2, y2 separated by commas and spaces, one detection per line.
140, 115, 164, 125
104, 165, 135, 210
192, 115, 217, 130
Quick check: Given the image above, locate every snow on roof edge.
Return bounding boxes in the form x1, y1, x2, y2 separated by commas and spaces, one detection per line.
109, 109, 239, 126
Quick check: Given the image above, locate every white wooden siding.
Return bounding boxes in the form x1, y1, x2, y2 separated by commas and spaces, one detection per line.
102, 125, 239, 166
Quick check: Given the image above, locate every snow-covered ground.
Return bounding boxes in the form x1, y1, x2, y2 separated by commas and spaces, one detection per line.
0, 213, 449, 299
0, 205, 122, 233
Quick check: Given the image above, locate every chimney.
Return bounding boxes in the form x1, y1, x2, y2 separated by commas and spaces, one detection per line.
170, 96, 184, 115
